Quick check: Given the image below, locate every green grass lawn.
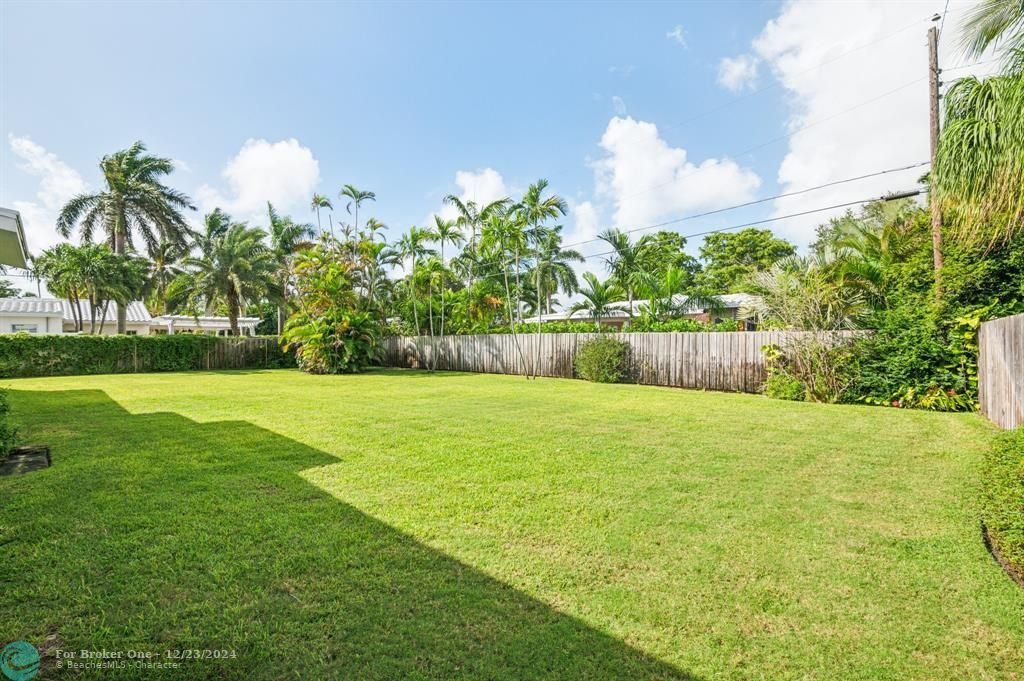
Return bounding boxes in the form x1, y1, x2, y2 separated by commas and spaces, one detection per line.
2, 369, 1022, 680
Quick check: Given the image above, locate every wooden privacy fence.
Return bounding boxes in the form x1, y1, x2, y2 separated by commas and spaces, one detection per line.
979, 314, 1024, 429
381, 331, 860, 394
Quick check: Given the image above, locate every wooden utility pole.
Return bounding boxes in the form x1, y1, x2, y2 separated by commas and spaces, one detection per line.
928, 25, 944, 280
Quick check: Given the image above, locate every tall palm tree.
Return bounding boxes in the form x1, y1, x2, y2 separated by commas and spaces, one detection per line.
339, 184, 376, 243
57, 142, 194, 333
363, 217, 388, 243
635, 266, 721, 322
267, 202, 316, 334
442, 195, 509, 289
598, 228, 647, 319
311, 194, 333, 239
431, 216, 464, 339
570, 272, 625, 331
32, 244, 87, 331
480, 213, 531, 375
171, 214, 277, 336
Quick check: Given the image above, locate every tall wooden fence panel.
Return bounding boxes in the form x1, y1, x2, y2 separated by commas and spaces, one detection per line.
381, 332, 859, 394
979, 314, 1024, 429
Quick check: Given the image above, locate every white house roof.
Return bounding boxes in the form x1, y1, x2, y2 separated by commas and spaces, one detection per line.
0, 298, 65, 316
523, 293, 763, 324
155, 314, 261, 328
61, 300, 153, 324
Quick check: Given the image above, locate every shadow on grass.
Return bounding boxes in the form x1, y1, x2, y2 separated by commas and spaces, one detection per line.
1, 389, 695, 680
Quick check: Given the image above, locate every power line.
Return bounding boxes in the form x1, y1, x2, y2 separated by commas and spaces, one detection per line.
560, 161, 929, 250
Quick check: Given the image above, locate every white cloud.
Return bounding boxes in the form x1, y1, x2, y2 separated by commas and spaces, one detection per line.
197, 138, 319, 224
611, 95, 627, 115
8, 134, 87, 256
717, 54, 759, 92
434, 167, 510, 225
593, 116, 761, 228
666, 25, 687, 47
743, 0, 994, 246
608, 65, 636, 77
171, 158, 191, 173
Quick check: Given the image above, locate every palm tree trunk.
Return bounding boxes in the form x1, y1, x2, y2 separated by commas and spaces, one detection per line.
98, 300, 110, 334
114, 226, 127, 334
439, 243, 446, 339
502, 260, 529, 379
228, 289, 240, 337
534, 264, 542, 378
411, 259, 420, 335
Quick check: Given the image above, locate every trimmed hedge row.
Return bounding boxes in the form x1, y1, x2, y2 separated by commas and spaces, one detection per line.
0, 334, 294, 378
982, 427, 1024, 584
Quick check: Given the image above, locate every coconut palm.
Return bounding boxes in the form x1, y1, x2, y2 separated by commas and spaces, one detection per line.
570, 272, 625, 331
56, 141, 194, 333
339, 184, 375, 242
170, 214, 277, 336
311, 194, 333, 239
267, 202, 316, 334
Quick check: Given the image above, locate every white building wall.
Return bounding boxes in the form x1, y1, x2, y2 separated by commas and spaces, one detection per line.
0, 314, 64, 334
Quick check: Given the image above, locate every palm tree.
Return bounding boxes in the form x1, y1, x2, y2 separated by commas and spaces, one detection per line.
934, 1, 1024, 245
635, 266, 722, 322
480, 213, 530, 375
396, 226, 436, 337
33, 244, 86, 331
339, 184, 376, 243
531, 226, 583, 314
311, 194, 333, 239
171, 214, 277, 336
144, 240, 186, 315
570, 272, 625, 331
443, 195, 509, 289
57, 142, 194, 333
431, 216, 464, 339
363, 217, 388, 243
267, 202, 316, 334
598, 229, 647, 319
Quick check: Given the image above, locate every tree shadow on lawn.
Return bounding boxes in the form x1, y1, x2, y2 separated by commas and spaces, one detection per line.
1, 389, 696, 680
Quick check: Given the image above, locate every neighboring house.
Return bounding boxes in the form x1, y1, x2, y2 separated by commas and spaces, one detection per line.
0, 208, 30, 269
0, 298, 261, 336
523, 293, 763, 330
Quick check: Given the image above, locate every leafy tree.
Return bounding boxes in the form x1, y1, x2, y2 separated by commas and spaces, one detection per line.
57, 141, 194, 333
0, 280, 20, 298
431, 216, 464, 339
396, 226, 436, 336
698, 228, 796, 292
598, 229, 646, 318
144, 240, 186, 315
267, 203, 316, 334
636, 231, 701, 283
529, 225, 583, 314
339, 184, 375, 242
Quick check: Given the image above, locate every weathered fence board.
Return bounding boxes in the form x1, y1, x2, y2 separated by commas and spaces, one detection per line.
381, 332, 860, 394
979, 314, 1024, 429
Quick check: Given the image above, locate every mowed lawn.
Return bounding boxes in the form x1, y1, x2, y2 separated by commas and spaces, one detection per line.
2, 370, 1023, 680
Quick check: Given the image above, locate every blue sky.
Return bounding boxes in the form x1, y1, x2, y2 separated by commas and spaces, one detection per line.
1, 0, 984, 291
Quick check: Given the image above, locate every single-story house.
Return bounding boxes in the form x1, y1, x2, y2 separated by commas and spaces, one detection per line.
0, 298, 261, 336
0, 208, 30, 269
522, 293, 763, 329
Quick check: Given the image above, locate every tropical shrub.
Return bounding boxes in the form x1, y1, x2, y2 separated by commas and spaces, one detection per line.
761, 345, 805, 401
629, 318, 741, 332
760, 340, 856, 404
282, 310, 380, 374
981, 427, 1024, 583
281, 245, 381, 374
575, 337, 629, 383
0, 389, 16, 456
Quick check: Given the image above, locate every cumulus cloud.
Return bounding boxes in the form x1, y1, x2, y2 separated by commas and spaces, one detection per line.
666, 25, 687, 47
197, 138, 320, 224
434, 167, 510, 225
611, 95, 627, 115
8, 134, 88, 256
593, 116, 761, 228
717, 54, 759, 92
740, 0, 995, 245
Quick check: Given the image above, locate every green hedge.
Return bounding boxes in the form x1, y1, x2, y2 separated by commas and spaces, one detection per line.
575, 337, 630, 383
981, 427, 1024, 583
0, 389, 15, 456
0, 334, 295, 378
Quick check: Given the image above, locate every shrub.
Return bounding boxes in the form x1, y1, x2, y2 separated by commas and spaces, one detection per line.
763, 369, 805, 401
981, 427, 1024, 582
0, 334, 293, 379
282, 310, 380, 374
575, 337, 629, 383
0, 389, 15, 456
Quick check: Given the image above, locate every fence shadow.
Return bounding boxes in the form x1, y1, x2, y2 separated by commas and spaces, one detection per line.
1, 388, 696, 680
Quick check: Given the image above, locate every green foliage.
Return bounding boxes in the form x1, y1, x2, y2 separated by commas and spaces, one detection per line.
981, 427, 1024, 579
0, 334, 293, 378
281, 245, 381, 373
0, 389, 16, 456
629, 318, 739, 332
763, 370, 805, 402
760, 340, 855, 404
574, 337, 629, 383
698, 228, 796, 292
